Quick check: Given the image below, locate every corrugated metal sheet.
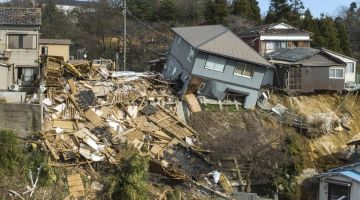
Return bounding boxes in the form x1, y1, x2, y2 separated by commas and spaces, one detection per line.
341, 171, 360, 182
172, 25, 272, 67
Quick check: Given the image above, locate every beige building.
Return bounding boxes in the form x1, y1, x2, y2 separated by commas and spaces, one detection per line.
0, 7, 41, 92
39, 39, 71, 61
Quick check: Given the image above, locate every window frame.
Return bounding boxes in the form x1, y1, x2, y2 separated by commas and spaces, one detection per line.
346, 62, 355, 74
8, 34, 37, 50
204, 55, 226, 72
329, 67, 345, 79
187, 48, 195, 62
234, 62, 256, 78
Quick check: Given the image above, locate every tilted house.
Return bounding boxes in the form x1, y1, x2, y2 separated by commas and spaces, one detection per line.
163, 25, 274, 109
266, 48, 346, 94
0, 7, 41, 92
238, 23, 311, 56
322, 48, 358, 88
318, 162, 360, 200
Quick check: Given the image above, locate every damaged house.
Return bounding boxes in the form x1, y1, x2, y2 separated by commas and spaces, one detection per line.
267, 48, 347, 94
163, 25, 274, 109
0, 7, 41, 93
321, 48, 358, 88
318, 162, 360, 200
238, 22, 311, 56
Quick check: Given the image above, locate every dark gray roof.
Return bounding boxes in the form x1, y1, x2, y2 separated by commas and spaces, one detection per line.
266, 48, 319, 62
0, 7, 41, 26
39, 39, 72, 45
172, 25, 272, 67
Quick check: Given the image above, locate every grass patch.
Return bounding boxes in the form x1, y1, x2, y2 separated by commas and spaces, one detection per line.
0, 129, 24, 175
0, 129, 57, 188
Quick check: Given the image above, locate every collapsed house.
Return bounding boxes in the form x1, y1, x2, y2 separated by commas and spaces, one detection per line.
238, 22, 311, 56
318, 162, 360, 200
39, 55, 233, 198
266, 48, 347, 94
163, 25, 274, 109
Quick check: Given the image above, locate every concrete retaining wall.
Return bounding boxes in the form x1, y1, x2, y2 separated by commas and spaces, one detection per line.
0, 103, 41, 132
0, 91, 27, 102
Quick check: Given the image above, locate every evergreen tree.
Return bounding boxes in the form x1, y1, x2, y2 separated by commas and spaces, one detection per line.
349, 2, 357, 13
232, 0, 261, 23
204, 0, 229, 24
264, 0, 304, 24
299, 8, 316, 32
335, 18, 352, 56
158, 0, 177, 22
127, 0, 156, 21
289, 0, 304, 13
40, 0, 74, 39
313, 15, 341, 52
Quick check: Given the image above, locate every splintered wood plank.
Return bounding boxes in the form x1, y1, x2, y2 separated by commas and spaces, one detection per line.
184, 94, 202, 113
67, 173, 85, 198
148, 111, 194, 140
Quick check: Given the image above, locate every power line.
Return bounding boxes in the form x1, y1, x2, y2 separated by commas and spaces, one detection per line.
129, 37, 168, 56
126, 10, 173, 41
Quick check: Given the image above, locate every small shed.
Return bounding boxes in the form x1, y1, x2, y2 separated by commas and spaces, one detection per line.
319, 162, 360, 200
266, 48, 346, 94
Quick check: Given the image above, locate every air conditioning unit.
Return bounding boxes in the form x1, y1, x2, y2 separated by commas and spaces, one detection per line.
8, 84, 19, 91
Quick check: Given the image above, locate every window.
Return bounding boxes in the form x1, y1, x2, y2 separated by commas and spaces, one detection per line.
328, 183, 350, 200
266, 41, 287, 53
187, 48, 194, 62
346, 62, 355, 73
18, 67, 38, 86
8, 34, 37, 49
204, 55, 226, 72
234, 62, 255, 78
176, 37, 182, 46
329, 68, 344, 79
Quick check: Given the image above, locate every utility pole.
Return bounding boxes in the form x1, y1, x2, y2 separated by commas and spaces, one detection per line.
123, 0, 127, 71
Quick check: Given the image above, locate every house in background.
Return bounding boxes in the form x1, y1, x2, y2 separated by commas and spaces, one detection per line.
238, 23, 311, 56
322, 48, 358, 88
41, 0, 88, 14
318, 162, 360, 200
0, 7, 41, 92
39, 39, 71, 61
266, 48, 346, 94
163, 25, 274, 109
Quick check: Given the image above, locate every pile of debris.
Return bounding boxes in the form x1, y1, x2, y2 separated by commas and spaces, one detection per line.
40, 56, 232, 198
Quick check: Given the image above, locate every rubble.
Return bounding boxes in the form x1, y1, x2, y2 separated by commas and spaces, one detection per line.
40, 56, 231, 198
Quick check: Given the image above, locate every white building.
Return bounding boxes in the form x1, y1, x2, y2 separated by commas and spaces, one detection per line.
238, 23, 311, 56
322, 48, 358, 87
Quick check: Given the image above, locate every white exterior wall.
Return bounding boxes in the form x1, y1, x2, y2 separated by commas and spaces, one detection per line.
260, 35, 310, 41
0, 27, 39, 90
319, 176, 360, 200
324, 51, 357, 84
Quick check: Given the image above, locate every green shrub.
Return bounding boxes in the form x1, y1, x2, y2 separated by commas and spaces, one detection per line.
0, 129, 24, 175
26, 147, 57, 187
112, 151, 150, 200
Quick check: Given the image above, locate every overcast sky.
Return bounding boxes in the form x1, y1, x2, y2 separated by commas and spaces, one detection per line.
258, 0, 357, 17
